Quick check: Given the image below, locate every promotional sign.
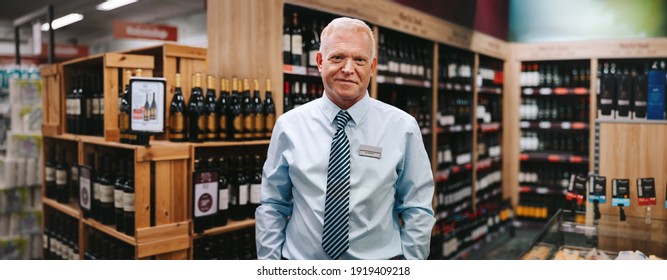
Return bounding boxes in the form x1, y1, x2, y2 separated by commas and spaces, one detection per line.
588, 175, 607, 204
113, 20, 178, 41
128, 77, 166, 134
611, 178, 631, 207
193, 171, 219, 218
637, 178, 656, 206
566, 174, 586, 203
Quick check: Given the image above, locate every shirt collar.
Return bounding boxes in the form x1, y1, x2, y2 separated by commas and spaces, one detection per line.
321, 90, 370, 127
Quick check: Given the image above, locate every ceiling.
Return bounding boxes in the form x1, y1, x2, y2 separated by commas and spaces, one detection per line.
2, 0, 205, 44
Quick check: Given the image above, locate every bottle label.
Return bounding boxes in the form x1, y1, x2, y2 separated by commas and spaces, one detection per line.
86, 98, 93, 118
71, 166, 78, 181
92, 97, 100, 115
45, 167, 55, 182
100, 184, 114, 203
254, 114, 264, 137
93, 182, 101, 200
114, 188, 124, 208
265, 113, 275, 132
119, 112, 129, 132
170, 112, 184, 132
219, 188, 229, 210
308, 50, 318, 67
239, 184, 248, 205
79, 167, 91, 210
283, 34, 291, 52
291, 35, 303, 55
207, 113, 217, 131
219, 115, 227, 139
42, 234, 48, 249
56, 169, 67, 185
250, 184, 261, 204
197, 115, 206, 130
123, 192, 135, 212
194, 171, 219, 217
99, 98, 104, 114
233, 116, 243, 139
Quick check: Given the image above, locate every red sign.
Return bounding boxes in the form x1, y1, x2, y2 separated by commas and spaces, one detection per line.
40, 44, 89, 59
113, 20, 178, 41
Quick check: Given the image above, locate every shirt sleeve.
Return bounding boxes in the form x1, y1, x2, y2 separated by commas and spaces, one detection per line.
255, 118, 294, 260
394, 118, 436, 260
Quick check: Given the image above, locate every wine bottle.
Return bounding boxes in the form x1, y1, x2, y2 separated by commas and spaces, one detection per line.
228, 156, 243, 221
66, 76, 75, 134
114, 160, 127, 233
283, 15, 291, 64
264, 79, 275, 139
83, 74, 93, 135
81, 154, 95, 220
119, 70, 132, 144
617, 67, 632, 117
290, 12, 303, 66
56, 148, 69, 203
216, 156, 229, 227
69, 153, 79, 201
143, 93, 150, 122
242, 78, 254, 140
45, 147, 57, 199
204, 75, 218, 141
307, 18, 320, 68
188, 73, 206, 142
217, 78, 229, 140
633, 70, 648, 118
99, 155, 115, 225
94, 74, 104, 136
91, 154, 103, 221
74, 75, 85, 134
193, 158, 218, 233
169, 73, 187, 142
293, 81, 302, 109
283, 81, 292, 113
123, 161, 135, 236
248, 155, 262, 219
230, 78, 243, 141
252, 79, 264, 140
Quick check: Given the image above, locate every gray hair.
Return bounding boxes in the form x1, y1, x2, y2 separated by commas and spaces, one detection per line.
319, 17, 376, 59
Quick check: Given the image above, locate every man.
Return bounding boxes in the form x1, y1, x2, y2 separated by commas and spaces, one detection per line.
255, 17, 435, 260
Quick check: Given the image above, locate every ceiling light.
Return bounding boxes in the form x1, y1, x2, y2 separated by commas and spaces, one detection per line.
41, 13, 84, 31
96, 0, 138, 11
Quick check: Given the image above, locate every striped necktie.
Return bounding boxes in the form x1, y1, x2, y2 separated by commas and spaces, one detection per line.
322, 110, 352, 260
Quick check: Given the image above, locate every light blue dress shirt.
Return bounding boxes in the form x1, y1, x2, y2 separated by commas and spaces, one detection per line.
255, 91, 435, 260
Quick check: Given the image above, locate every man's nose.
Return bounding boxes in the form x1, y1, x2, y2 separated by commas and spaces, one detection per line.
341, 59, 354, 74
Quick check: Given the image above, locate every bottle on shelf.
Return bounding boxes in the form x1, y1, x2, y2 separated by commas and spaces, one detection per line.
283, 80, 292, 113
66, 76, 77, 134
217, 78, 229, 140
290, 12, 303, 66
252, 79, 264, 140
114, 160, 127, 233
123, 161, 135, 236
81, 154, 96, 220
45, 147, 57, 200
188, 73, 206, 142
204, 75, 218, 141
307, 18, 320, 68
242, 78, 255, 140
119, 70, 132, 144
229, 155, 248, 221
56, 148, 69, 203
69, 150, 79, 202
83, 74, 94, 135
264, 79, 275, 139
283, 14, 291, 64
193, 158, 218, 233
230, 78, 243, 141
99, 155, 115, 225
92, 154, 104, 221
93, 74, 104, 136
169, 73, 188, 142
216, 156, 229, 227
74, 74, 86, 134
248, 154, 262, 219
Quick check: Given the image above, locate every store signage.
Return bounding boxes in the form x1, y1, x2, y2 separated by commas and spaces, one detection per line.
39, 44, 89, 58
113, 20, 178, 41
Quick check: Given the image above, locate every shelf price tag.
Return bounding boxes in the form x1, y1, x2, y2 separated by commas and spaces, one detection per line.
520, 121, 530, 129
588, 175, 607, 204
637, 178, 656, 206
566, 174, 586, 203
611, 178, 631, 206
376, 75, 386, 83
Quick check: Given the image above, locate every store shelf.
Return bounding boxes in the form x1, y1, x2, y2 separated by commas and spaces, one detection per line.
596, 119, 667, 125
521, 87, 589, 96
519, 185, 567, 196
451, 223, 511, 260
42, 133, 79, 142
436, 199, 472, 220
479, 122, 501, 132
283, 64, 320, 77
437, 123, 473, 134
191, 139, 271, 148
476, 156, 502, 171
477, 86, 502, 95
376, 75, 432, 88
435, 162, 473, 183
475, 185, 503, 204
194, 219, 256, 238
43, 198, 80, 219
82, 217, 136, 245
520, 121, 589, 130
438, 82, 472, 92
519, 152, 588, 164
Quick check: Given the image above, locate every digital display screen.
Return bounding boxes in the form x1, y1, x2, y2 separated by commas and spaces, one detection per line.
129, 77, 166, 134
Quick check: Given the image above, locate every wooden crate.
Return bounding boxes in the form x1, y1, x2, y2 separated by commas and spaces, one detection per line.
60, 53, 155, 142
40, 64, 63, 136
122, 44, 207, 141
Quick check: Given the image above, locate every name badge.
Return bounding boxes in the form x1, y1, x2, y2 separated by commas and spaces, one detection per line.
359, 145, 382, 159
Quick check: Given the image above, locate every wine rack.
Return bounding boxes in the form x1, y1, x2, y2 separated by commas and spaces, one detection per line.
517, 60, 591, 221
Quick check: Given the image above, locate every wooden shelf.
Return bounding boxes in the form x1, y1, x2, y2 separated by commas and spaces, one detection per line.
82, 217, 137, 245
42, 133, 79, 142
519, 185, 567, 196
520, 121, 589, 130
519, 152, 588, 164
194, 219, 256, 238
477, 86, 503, 95
521, 87, 589, 96
438, 82, 472, 92
191, 139, 270, 148
376, 75, 432, 88
43, 198, 80, 219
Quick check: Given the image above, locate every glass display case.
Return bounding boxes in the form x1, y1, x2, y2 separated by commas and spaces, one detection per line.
519, 209, 666, 260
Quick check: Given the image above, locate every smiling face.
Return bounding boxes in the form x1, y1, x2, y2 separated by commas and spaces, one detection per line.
317, 27, 377, 110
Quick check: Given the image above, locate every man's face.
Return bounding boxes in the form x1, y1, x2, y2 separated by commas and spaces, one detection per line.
317, 29, 377, 109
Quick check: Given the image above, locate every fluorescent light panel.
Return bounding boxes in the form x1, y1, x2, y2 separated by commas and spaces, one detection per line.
96, 0, 138, 11
41, 13, 84, 31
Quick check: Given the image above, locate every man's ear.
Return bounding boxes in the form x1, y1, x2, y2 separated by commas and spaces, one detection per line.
316, 52, 323, 72
370, 57, 377, 76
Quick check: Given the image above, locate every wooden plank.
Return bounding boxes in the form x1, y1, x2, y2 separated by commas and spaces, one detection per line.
171, 159, 189, 222
286, 0, 379, 25
135, 161, 152, 230
503, 59, 520, 206
104, 53, 154, 70
103, 67, 120, 142
135, 141, 191, 162
207, 0, 283, 114
156, 249, 189, 260
512, 38, 667, 61
41, 124, 60, 137
164, 44, 207, 59
40, 64, 59, 76
61, 53, 105, 66
154, 161, 172, 225
137, 235, 190, 259
43, 197, 80, 219
136, 221, 189, 243
82, 217, 136, 245
159, 56, 178, 141
191, 139, 270, 148
598, 123, 667, 220
471, 32, 508, 60
194, 219, 256, 238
